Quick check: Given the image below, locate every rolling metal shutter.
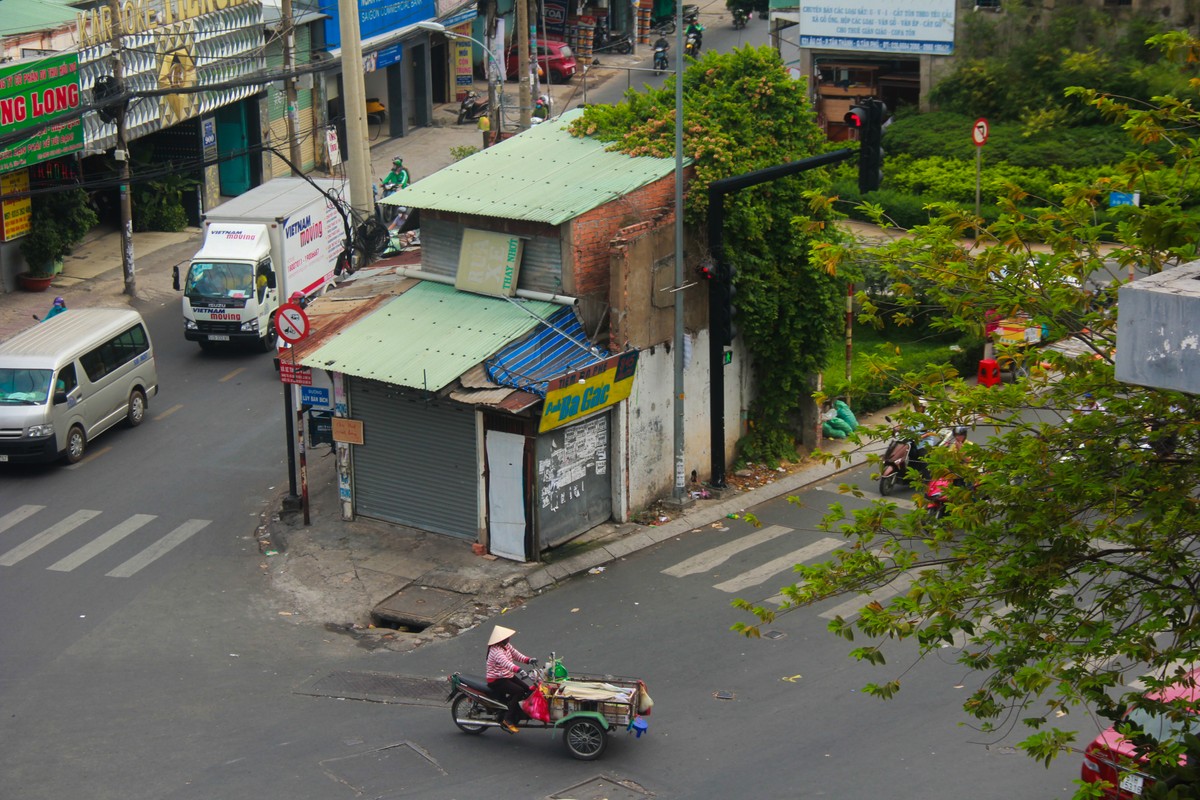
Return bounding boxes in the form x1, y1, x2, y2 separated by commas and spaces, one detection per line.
420, 217, 565, 295
349, 377, 478, 539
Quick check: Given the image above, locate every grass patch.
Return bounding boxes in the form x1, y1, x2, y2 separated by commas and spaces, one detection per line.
823, 324, 979, 414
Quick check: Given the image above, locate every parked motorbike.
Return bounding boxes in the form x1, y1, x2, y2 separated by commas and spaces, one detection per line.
365, 97, 386, 125
457, 90, 489, 125
653, 41, 669, 73
732, 7, 748, 28
594, 17, 634, 54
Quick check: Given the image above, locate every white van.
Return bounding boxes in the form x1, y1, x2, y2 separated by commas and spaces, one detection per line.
0, 309, 159, 464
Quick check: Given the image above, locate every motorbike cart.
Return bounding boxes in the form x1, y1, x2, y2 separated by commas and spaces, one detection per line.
447, 654, 652, 760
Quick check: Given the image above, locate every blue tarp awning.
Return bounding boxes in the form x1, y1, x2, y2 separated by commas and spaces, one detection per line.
485, 306, 608, 396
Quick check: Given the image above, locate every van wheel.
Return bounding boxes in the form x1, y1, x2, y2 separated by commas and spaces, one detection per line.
64, 425, 86, 464
126, 388, 147, 427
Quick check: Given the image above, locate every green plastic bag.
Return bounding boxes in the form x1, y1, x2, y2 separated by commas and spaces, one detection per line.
834, 400, 858, 430
823, 421, 848, 439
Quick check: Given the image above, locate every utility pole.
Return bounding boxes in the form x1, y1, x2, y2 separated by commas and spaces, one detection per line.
282, 0, 303, 171
672, 0, 686, 503
336, 0, 373, 246
107, 0, 135, 296
516, 0, 531, 128
485, 1, 499, 138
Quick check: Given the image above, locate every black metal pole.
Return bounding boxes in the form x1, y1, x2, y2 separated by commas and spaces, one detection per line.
284, 379, 298, 501
706, 149, 855, 488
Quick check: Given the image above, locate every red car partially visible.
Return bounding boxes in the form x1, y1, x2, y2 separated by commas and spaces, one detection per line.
504, 39, 577, 83
1081, 669, 1200, 798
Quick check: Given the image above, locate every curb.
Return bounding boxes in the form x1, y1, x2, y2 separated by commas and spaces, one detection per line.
523, 431, 887, 593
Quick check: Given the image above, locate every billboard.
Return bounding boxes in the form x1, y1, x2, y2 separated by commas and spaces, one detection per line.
320, 0, 437, 49
798, 0, 955, 55
0, 54, 83, 173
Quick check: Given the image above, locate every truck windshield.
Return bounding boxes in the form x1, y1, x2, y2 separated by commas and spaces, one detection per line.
0, 368, 53, 405
186, 262, 255, 300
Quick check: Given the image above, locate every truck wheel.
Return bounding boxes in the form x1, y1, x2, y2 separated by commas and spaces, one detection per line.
258, 321, 274, 353
126, 389, 147, 427
562, 718, 607, 760
64, 425, 86, 464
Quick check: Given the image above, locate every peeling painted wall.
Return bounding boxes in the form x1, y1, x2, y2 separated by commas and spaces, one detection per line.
1115, 260, 1200, 394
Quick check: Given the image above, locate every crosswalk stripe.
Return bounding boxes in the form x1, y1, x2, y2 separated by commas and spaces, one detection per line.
106, 519, 210, 578
661, 525, 792, 578
0, 505, 44, 534
47, 514, 157, 572
0, 509, 101, 567
818, 571, 916, 621
713, 538, 843, 594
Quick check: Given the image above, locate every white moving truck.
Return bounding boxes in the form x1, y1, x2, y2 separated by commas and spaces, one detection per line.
176, 178, 347, 351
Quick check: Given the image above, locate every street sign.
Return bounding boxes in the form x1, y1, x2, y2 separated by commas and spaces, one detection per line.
279, 361, 313, 385
301, 385, 331, 408
276, 302, 309, 344
972, 117, 989, 147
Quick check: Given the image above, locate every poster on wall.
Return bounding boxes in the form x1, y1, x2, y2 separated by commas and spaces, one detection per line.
797, 0, 955, 55
0, 170, 31, 242
544, 0, 568, 38
454, 39, 474, 90
0, 53, 83, 173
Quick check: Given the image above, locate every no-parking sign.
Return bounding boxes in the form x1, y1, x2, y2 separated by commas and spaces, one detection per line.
275, 302, 309, 344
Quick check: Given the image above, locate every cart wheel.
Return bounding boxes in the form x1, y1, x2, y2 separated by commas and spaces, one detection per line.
879, 470, 896, 497
451, 694, 490, 734
562, 718, 607, 760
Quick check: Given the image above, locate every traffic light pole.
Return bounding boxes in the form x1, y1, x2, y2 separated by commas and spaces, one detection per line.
705, 148, 855, 488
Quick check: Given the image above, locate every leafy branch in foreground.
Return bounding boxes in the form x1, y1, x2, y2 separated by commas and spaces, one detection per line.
735, 32, 1200, 796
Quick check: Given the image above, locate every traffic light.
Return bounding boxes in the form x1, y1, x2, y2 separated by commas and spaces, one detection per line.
845, 99, 886, 194
93, 75, 122, 125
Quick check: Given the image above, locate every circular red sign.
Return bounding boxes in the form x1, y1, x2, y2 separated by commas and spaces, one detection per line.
972, 118, 989, 147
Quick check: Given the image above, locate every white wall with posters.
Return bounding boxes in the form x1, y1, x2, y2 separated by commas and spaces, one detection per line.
797, 0, 954, 55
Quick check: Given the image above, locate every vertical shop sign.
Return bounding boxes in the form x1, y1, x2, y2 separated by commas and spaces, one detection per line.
0, 53, 83, 172
454, 39, 474, 89
0, 170, 31, 241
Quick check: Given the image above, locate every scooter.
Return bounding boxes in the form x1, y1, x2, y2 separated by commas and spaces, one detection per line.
457, 90, 489, 125
878, 417, 937, 495
732, 7, 748, 28
684, 30, 701, 58
924, 477, 952, 519
653, 42, 669, 73
365, 97, 386, 125
594, 18, 634, 54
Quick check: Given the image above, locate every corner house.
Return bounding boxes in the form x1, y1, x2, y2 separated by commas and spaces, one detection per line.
0, 309, 158, 464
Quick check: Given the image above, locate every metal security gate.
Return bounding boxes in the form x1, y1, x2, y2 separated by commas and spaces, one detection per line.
349, 378, 478, 539
534, 412, 612, 549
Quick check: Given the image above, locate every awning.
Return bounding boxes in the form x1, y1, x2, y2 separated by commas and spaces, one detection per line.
485, 306, 608, 396
299, 281, 559, 392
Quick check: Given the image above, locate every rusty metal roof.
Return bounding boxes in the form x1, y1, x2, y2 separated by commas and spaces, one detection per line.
298, 281, 559, 391
378, 108, 685, 225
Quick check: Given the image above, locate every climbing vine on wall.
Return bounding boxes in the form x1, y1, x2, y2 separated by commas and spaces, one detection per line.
569, 46, 847, 463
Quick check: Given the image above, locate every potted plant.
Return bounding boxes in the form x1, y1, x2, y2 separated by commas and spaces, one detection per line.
18, 188, 99, 291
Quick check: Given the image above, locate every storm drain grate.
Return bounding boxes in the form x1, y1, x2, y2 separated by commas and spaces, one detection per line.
296, 671, 448, 706
551, 776, 652, 800
764, 630, 787, 640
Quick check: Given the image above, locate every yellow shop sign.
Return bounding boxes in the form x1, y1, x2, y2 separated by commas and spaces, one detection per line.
539, 351, 639, 433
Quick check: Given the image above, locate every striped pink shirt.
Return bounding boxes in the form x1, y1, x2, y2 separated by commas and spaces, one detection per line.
486, 642, 531, 682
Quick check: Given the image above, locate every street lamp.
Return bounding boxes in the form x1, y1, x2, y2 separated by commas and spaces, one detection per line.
416, 21, 503, 139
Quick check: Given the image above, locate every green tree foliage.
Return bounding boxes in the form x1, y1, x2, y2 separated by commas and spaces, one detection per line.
570, 46, 846, 462
734, 32, 1200, 795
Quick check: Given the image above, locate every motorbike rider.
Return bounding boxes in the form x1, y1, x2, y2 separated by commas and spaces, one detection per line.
653, 35, 670, 68
532, 94, 550, 122
381, 156, 410, 193
686, 18, 705, 53
486, 625, 538, 734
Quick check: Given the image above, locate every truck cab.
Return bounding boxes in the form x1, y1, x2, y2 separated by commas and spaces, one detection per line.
181, 225, 277, 352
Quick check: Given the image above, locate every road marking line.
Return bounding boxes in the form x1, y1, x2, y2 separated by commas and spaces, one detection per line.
0, 510, 101, 566
65, 446, 112, 469
106, 519, 210, 578
47, 514, 157, 572
661, 525, 792, 578
713, 537, 843, 594
154, 403, 184, 421
0, 505, 44, 535
219, 367, 247, 383
818, 571, 916, 621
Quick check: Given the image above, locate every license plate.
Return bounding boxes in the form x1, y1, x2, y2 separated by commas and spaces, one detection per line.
0, 455, 7, 462
208, 335, 230, 341
1120, 772, 1144, 795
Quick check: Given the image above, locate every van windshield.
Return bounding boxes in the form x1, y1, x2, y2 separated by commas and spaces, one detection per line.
0, 368, 53, 404
186, 262, 255, 300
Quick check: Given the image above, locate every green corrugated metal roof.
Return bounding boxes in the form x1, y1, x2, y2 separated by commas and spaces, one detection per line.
380, 108, 688, 225
298, 281, 559, 391
1, 0, 77, 33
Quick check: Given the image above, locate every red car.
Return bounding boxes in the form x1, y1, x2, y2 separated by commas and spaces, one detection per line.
505, 39, 577, 83
1081, 669, 1200, 797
